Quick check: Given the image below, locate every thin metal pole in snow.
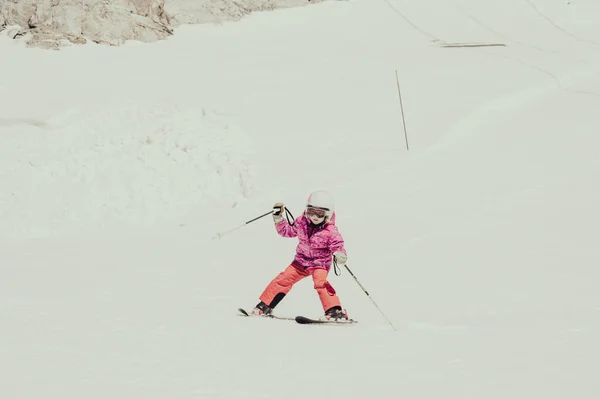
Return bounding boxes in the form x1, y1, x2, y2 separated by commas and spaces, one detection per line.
343, 263, 397, 330
395, 70, 410, 151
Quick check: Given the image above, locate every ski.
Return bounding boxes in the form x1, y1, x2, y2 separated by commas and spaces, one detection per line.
238, 309, 357, 324
237, 308, 251, 316
295, 315, 358, 325
237, 308, 295, 321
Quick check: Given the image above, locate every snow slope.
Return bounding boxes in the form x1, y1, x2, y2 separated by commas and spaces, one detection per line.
1, 0, 599, 398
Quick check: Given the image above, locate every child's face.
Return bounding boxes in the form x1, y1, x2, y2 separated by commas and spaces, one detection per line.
306, 207, 327, 224
308, 213, 325, 224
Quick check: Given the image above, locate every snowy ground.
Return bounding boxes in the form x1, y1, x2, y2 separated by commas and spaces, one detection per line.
1, 0, 599, 398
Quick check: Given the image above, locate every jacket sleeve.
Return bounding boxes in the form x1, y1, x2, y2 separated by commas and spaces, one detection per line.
275, 217, 300, 238
328, 225, 346, 255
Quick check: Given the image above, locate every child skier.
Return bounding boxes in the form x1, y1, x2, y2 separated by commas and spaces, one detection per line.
251, 190, 349, 321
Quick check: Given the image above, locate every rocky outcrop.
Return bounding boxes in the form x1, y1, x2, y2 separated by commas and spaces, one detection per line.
0, 0, 321, 49
0, 0, 172, 49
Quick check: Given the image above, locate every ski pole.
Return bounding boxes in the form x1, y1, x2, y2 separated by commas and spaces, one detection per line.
395, 69, 410, 151
212, 210, 273, 239
343, 263, 397, 330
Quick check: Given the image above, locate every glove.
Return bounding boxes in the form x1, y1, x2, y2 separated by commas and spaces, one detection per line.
273, 202, 285, 223
333, 251, 347, 265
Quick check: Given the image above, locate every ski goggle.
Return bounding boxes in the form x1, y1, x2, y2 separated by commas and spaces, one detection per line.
306, 206, 328, 218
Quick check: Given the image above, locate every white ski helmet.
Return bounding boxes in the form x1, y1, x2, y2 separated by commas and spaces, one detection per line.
306, 190, 335, 218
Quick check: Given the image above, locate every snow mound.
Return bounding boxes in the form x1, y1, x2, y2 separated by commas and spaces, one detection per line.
0, 100, 255, 238
166, 0, 323, 25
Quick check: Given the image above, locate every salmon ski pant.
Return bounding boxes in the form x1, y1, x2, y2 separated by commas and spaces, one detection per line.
259, 265, 341, 312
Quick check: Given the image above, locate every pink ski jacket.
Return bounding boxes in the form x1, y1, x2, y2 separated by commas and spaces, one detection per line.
275, 212, 346, 271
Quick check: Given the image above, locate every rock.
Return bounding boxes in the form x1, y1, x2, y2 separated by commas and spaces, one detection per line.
3, 24, 29, 40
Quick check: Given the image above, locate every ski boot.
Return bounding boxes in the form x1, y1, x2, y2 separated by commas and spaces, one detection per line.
251, 301, 273, 316
321, 306, 348, 321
